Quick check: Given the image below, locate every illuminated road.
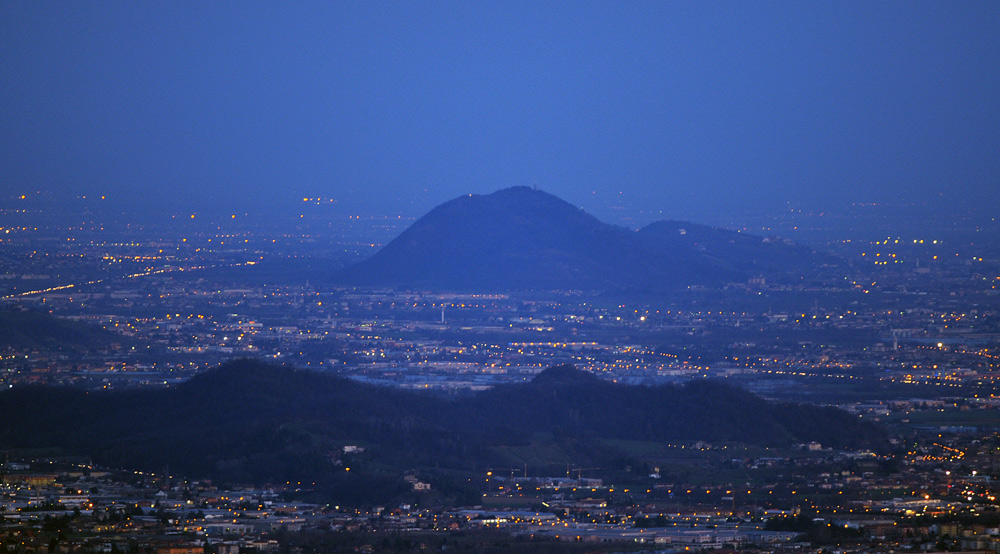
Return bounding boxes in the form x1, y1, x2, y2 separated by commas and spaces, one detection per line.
1, 259, 261, 300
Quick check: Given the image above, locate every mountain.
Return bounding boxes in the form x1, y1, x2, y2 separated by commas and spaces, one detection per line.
636, 220, 841, 277
335, 187, 838, 291
463, 365, 876, 448
0, 360, 883, 503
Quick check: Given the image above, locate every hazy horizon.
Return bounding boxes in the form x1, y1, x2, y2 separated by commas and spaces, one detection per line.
3, 2, 999, 227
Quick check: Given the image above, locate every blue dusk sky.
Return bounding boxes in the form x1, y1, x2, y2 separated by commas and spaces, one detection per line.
2, 1, 998, 224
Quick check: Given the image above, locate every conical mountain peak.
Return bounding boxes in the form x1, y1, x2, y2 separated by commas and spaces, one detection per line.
335, 188, 837, 291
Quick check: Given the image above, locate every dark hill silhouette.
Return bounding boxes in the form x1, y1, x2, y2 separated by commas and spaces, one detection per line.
337, 186, 705, 290
636, 220, 840, 277
459, 365, 873, 447
0, 360, 883, 504
336, 187, 839, 291
0, 307, 123, 350
526, 363, 604, 386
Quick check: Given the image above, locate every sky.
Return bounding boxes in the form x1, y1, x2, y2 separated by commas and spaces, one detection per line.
2, 1, 999, 224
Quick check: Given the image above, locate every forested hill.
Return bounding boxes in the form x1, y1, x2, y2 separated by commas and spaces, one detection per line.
0, 360, 883, 503
335, 187, 840, 291
635, 220, 840, 277
0, 307, 123, 350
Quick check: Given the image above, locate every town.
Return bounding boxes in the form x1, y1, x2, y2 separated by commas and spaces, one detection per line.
4, 431, 1000, 553
1, 197, 999, 553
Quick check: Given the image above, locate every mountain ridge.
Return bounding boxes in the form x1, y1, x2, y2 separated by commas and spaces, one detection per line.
0, 359, 883, 504
336, 187, 838, 291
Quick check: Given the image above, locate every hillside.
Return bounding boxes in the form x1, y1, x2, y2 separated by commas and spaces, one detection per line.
0, 307, 123, 351
335, 187, 839, 291
0, 360, 883, 503
636, 220, 840, 278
